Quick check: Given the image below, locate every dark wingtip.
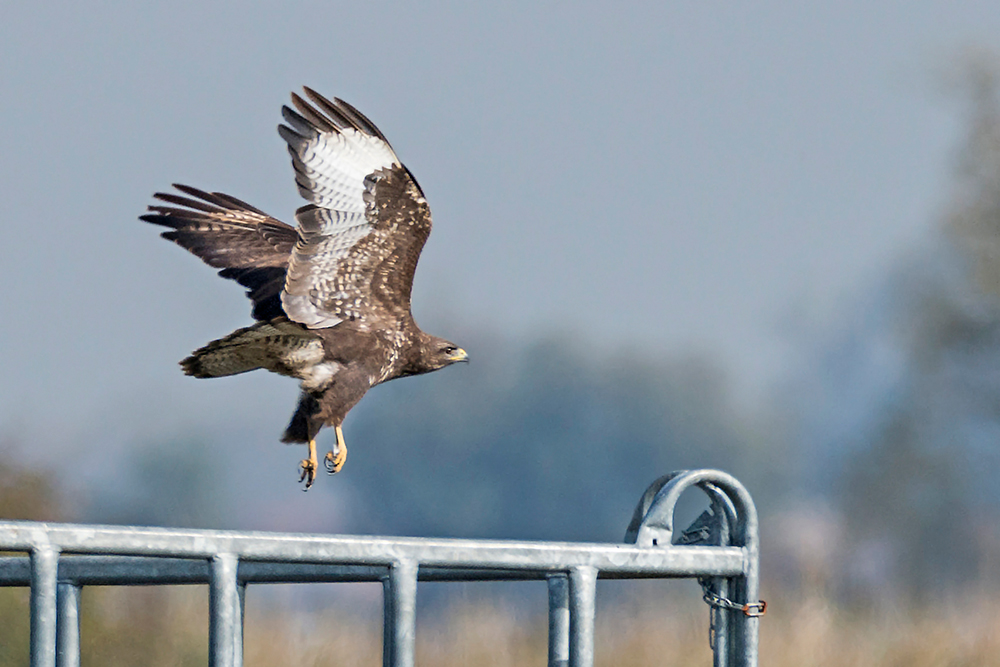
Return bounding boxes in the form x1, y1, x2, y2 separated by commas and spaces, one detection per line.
171, 183, 210, 199
179, 355, 205, 378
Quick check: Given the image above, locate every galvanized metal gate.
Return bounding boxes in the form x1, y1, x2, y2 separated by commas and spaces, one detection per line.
0, 468, 761, 667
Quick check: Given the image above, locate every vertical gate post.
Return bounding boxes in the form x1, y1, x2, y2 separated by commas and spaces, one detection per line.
734, 501, 760, 667
706, 488, 734, 667
547, 574, 570, 667
56, 582, 81, 667
568, 566, 597, 667
382, 574, 393, 667
209, 553, 242, 667
237, 580, 246, 663
384, 559, 418, 667
709, 576, 731, 667
30, 546, 60, 667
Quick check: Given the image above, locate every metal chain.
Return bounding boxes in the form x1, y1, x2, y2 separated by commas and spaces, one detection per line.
698, 577, 766, 650
702, 587, 767, 616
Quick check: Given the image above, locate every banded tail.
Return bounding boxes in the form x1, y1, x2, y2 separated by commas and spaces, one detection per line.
181, 320, 322, 379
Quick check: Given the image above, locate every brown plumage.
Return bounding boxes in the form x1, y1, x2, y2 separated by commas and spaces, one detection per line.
141, 88, 468, 488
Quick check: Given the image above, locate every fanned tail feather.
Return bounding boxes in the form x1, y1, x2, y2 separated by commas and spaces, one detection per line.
181, 320, 322, 379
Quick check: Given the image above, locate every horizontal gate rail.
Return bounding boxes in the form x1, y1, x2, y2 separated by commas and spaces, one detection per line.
0, 552, 744, 585
0, 468, 761, 667
0, 525, 745, 574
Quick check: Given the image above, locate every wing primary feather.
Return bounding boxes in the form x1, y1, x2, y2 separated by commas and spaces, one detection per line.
152, 192, 221, 213
139, 212, 183, 228
279, 107, 314, 140
290, 93, 338, 133
141, 183, 298, 322
301, 88, 386, 142
210, 191, 270, 216
328, 95, 391, 144
166, 184, 269, 216
153, 184, 254, 215
141, 208, 228, 228
277, 125, 305, 151
171, 183, 221, 202
300, 88, 359, 132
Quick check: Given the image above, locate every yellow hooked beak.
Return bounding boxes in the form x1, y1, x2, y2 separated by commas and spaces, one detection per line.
448, 348, 469, 363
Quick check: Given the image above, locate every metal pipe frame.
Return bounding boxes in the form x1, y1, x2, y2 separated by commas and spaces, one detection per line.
55, 582, 80, 667
209, 553, 242, 667
568, 566, 597, 667
626, 469, 761, 667
1, 469, 760, 667
386, 559, 418, 667
30, 547, 59, 667
546, 575, 570, 667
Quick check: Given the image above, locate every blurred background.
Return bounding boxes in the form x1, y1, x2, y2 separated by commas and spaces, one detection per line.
4, 2, 1000, 665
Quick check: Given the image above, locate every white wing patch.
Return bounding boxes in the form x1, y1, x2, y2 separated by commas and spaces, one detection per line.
278, 91, 404, 329
281, 122, 397, 212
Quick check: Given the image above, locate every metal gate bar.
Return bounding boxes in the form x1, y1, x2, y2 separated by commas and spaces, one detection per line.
547, 575, 570, 667
55, 582, 80, 667
386, 559, 418, 667
0, 468, 760, 667
30, 547, 58, 667
0, 557, 741, 585
568, 566, 597, 667
209, 553, 241, 667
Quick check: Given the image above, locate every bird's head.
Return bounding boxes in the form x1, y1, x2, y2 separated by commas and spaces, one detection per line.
421, 335, 469, 372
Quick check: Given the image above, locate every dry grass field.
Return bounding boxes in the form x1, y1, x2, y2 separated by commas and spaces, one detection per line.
241, 596, 1000, 667
3, 585, 993, 667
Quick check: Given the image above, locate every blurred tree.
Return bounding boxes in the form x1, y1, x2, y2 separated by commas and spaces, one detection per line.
800, 52, 1000, 602
0, 436, 67, 522
0, 437, 70, 667
0, 438, 210, 666
948, 52, 1000, 299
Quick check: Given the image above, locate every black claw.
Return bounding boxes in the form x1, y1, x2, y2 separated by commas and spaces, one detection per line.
299, 461, 315, 490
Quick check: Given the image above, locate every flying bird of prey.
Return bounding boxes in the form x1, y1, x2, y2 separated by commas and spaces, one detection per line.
142, 88, 468, 489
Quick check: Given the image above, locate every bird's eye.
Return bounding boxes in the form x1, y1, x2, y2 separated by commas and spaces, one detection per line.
442, 345, 457, 355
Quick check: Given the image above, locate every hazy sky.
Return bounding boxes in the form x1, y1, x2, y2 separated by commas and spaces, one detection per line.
3, 1, 1000, 457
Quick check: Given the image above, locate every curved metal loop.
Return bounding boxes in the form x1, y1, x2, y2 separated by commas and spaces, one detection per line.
623, 472, 683, 544
623, 469, 764, 665
677, 482, 736, 548
624, 469, 757, 552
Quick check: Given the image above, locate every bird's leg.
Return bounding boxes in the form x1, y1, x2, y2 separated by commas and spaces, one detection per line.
324, 425, 347, 474
299, 438, 318, 489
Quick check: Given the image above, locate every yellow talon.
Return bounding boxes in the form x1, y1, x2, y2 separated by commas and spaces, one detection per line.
299, 438, 318, 489
324, 425, 348, 474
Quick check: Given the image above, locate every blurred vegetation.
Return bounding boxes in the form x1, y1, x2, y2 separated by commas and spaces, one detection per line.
0, 439, 61, 667
0, 437, 66, 523
820, 53, 1000, 604
0, 440, 210, 666
6, 54, 1000, 665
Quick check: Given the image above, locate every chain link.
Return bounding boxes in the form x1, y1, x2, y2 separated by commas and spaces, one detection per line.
698, 577, 767, 650
702, 587, 767, 616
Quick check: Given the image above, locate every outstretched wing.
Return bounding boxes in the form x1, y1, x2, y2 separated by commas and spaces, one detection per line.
141, 184, 298, 321
278, 88, 432, 330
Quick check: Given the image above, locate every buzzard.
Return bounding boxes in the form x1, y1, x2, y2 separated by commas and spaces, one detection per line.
142, 88, 468, 489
